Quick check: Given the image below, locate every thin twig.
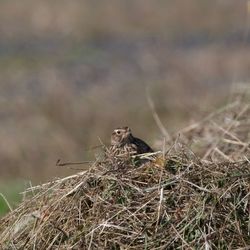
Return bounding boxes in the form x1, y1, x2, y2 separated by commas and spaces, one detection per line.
146, 88, 171, 140
0, 193, 13, 211
56, 159, 93, 167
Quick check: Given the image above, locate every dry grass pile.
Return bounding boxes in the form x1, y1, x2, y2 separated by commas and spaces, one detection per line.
1, 153, 249, 250
0, 92, 250, 249
177, 89, 250, 163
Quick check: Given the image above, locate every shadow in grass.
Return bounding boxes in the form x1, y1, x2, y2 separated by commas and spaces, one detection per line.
0, 180, 27, 217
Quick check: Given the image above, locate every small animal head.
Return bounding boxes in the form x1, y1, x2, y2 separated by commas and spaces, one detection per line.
111, 126, 132, 146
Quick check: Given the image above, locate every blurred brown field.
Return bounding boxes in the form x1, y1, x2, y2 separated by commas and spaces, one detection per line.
0, 0, 250, 184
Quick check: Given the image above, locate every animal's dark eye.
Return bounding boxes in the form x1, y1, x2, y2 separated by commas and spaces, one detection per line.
116, 131, 121, 135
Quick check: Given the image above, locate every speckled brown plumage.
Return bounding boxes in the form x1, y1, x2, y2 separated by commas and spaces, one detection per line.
110, 126, 153, 156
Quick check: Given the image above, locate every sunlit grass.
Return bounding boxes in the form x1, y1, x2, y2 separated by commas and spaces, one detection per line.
0, 180, 26, 217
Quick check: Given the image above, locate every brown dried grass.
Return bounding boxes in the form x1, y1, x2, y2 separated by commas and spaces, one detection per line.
0, 89, 250, 250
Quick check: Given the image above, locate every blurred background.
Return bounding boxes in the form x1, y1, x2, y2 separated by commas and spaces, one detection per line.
0, 0, 250, 215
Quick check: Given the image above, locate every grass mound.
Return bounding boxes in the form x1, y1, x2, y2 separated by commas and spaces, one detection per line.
0, 91, 250, 249
1, 154, 249, 250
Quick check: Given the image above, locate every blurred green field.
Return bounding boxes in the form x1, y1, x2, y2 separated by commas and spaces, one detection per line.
0, 181, 26, 217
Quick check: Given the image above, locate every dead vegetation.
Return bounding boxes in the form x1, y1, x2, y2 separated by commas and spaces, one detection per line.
0, 90, 250, 249
177, 87, 250, 163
